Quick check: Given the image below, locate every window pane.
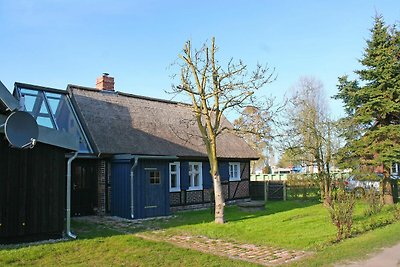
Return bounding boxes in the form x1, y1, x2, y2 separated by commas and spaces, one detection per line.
39, 102, 49, 113
36, 116, 54, 128
20, 88, 39, 95
194, 173, 199, 186
47, 97, 61, 115
193, 164, 199, 172
53, 95, 91, 153
171, 164, 176, 172
392, 163, 398, 173
45, 92, 62, 99
150, 171, 161, 184
23, 95, 37, 112
171, 174, 176, 187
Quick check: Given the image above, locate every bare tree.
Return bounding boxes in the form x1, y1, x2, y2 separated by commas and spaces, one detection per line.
171, 37, 275, 223
279, 77, 338, 204
233, 105, 274, 173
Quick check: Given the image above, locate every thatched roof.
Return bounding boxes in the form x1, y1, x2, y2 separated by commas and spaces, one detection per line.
69, 85, 258, 159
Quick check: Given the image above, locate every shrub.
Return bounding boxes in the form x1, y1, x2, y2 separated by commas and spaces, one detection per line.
393, 204, 400, 220
364, 190, 383, 216
328, 188, 356, 241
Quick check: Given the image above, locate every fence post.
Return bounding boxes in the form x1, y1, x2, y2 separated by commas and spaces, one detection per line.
283, 181, 287, 201
265, 181, 269, 202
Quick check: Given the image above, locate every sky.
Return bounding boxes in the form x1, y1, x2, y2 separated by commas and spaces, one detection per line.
1, 0, 399, 119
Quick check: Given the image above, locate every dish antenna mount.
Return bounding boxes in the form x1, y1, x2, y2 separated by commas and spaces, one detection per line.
1, 111, 38, 149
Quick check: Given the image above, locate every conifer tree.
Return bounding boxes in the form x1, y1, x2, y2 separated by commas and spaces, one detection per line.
334, 16, 400, 204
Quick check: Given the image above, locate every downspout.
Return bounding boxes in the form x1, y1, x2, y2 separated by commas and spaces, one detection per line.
66, 152, 78, 239
130, 156, 139, 219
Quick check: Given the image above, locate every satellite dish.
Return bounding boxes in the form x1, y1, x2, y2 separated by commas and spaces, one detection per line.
1, 111, 38, 149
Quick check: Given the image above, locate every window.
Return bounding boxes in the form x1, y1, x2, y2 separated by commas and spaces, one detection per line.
169, 162, 181, 192
392, 163, 399, 175
16, 86, 92, 153
229, 162, 241, 181
189, 162, 203, 190
149, 171, 161, 184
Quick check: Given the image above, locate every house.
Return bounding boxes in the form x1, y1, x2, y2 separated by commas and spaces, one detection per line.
0, 81, 78, 243
11, 74, 258, 220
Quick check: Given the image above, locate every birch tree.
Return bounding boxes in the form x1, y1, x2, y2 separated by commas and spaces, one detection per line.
233, 105, 274, 173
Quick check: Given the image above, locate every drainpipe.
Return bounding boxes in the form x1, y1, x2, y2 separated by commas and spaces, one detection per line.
66, 152, 78, 239
130, 156, 139, 219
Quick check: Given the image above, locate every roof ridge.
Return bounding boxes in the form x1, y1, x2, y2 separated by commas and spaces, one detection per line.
68, 84, 191, 106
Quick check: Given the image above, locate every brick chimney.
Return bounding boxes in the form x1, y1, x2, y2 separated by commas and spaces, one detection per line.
96, 73, 114, 91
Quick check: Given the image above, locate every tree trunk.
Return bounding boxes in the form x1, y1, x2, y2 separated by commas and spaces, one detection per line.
208, 139, 225, 224
382, 176, 394, 205
213, 174, 225, 224
323, 173, 332, 206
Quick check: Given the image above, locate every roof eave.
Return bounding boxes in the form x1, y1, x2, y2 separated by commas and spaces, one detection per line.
0, 81, 18, 113
67, 84, 100, 154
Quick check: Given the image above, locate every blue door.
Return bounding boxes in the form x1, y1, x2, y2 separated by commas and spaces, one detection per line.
144, 168, 166, 218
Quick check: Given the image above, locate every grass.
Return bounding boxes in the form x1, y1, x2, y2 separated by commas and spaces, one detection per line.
157, 201, 335, 250
1, 200, 400, 266
0, 235, 255, 266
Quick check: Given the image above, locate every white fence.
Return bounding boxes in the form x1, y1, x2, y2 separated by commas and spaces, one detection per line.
251, 173, 288, 181
251, 172, 350, 182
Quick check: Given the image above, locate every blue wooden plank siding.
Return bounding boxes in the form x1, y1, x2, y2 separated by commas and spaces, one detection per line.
219, 161, 230, 182
111, 158, 249, 219
180, 161, 189, 190
202, 161, 212, 189
110, 159, 131, 219
137, 160, 170, 218
111, 159, 170, 219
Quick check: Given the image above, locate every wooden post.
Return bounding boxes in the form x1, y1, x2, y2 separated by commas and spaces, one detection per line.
265, 181, 269, 202
263, 174, 266, 202
283, 181, 287, 201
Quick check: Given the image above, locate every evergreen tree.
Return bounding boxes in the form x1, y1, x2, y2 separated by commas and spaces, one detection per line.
334, 15, 400, 204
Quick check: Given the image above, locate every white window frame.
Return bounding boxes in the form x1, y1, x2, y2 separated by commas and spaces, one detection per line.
188, 162, 203, 190
229, 162, 241, 181
169, 162, 181, 192
392, 163, 399, 176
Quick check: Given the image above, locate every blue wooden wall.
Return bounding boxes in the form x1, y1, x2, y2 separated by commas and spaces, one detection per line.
111, 158, 246, 219
111, 158, 170, 219
111, 159, 131, 219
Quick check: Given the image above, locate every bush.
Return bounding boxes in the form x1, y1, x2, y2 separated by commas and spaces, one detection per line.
392, 204, 400, 220
352, 205, 399, 235
364, 190, 383, 216
328, 188, 356, 241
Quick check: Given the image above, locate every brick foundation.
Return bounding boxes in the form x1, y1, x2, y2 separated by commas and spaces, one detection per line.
97, 160, 107, 215
186, 190, 203, 204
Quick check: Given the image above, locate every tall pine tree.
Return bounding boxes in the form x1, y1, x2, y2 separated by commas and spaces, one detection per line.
334, 15, 400, 204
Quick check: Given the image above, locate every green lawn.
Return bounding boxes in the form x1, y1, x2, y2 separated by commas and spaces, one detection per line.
1, 201, 400, 266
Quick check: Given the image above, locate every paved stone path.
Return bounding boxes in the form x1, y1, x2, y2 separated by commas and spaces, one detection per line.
137, 232, 312, 266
